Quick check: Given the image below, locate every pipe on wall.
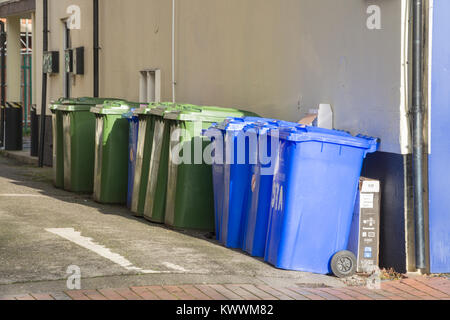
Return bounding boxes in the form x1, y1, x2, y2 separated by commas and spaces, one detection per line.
412, 0, 427, 270
38, 0, 49, 167
0, 21, 6, 148
172, 0, 176, 103
93, 0, 99, 97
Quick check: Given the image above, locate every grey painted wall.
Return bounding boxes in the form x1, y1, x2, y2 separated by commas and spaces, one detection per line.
35, 0, 408, 154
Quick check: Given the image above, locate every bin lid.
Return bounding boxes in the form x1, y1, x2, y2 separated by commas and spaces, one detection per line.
163, 106, 237, 123
50, 97, 122, 112
184, 104, 259, 118
215, 117, 277, 131
90, 100, 142, 115
133, 102, 175, 115
272, 126, 379, 152
243, 119, 299, 135
148, 103, 184, 117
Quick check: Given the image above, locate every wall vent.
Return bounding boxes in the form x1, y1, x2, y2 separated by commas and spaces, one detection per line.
139, 69, 161, 103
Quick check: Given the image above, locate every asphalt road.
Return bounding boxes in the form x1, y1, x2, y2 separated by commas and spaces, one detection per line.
0, 156, 343, 296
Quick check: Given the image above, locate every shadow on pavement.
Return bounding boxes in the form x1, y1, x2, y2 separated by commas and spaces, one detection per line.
0, 156, 244, 254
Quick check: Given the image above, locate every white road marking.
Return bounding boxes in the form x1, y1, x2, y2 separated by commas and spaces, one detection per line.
162, 262, 189, 273
0, 194, 45, 197
45, 228, 178, 274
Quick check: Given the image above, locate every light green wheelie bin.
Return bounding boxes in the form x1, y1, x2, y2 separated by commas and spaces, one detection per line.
142, 103, 258, 230
163, 106, 259, 231
142, 104, 180, 223
50, 97, 117, 192
91, 100, 141, 204
130, 103, 175, 216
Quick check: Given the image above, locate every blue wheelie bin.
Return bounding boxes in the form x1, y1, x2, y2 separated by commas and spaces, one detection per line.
206, 123, 226, 242
241, 120, 298, 257
124, 110, 140, 209
264, 126, 378, 276
209, 117, 276, 248
215, 118, 255, 248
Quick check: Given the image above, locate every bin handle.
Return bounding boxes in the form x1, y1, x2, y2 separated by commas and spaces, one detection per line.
358, 135, 380, 156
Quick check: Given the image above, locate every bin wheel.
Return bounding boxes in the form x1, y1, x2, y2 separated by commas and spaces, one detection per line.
331, 251, 357, 278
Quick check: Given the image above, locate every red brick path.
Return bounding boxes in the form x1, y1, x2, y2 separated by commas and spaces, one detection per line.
0, 276, 448, 301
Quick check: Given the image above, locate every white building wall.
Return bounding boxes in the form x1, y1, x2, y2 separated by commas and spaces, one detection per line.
35, 0, 409, 154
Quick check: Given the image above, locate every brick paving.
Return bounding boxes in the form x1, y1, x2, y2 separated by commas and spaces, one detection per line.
0, 276, 448, 301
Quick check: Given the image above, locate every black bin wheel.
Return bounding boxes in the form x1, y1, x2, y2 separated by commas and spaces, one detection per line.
331, 250, 357, 278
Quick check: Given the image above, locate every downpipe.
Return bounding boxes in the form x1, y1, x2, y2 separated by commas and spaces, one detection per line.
0, 21, 6, 148
93, 0, 99, 97
38, 0, 49, 167
411, 0, 427, 271
172, 0, 176, 103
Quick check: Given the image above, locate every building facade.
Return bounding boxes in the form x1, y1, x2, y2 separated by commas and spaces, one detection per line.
2, 0, 446, 274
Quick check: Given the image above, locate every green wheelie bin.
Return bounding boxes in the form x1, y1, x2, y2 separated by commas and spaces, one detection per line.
60, 98, 117, 193
91, 100, 141, 204
142, 104, 181, 223
50, 98, 119, 192
163, 106, 259, 231
130, 103, 175, 216
50, 100, 64, 189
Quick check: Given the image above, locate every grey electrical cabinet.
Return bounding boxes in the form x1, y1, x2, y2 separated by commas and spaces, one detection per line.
43, 51, 59, 74
64, 47, 84, 75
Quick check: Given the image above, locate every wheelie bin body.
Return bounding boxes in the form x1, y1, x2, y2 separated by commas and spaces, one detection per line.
50, 97, 119, 192
264, 126, 378, 274
143, 105, 258, 227
124, 110, 140, 209
91, 100, 141, 204
4, 102, 23, 151
241, 120, 299, 257
164, 108, 259, 232
205, 124, 226, 240
164, 111, 229, 231
60, 98, 118, 193
143, 104, 180, 223
131, 103, 175, 216
208, 117, 266, 246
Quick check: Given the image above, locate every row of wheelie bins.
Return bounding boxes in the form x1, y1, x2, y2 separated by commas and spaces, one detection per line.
205, 117, 379, 277
50, 98, 257, 232
50, 97, 379, 277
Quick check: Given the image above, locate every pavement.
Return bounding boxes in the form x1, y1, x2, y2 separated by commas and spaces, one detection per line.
0, 155, 448, 301
0, 137, 38, 166
1, 276, 449, 301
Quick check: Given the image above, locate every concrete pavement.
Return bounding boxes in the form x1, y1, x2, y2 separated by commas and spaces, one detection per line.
1, 276, 450, 300
1, 156, 448, 301
0, 156, 344, 297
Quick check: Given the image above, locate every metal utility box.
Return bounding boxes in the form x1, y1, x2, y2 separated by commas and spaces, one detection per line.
74, 47, 84, 75
348, 177, 381, 273
65, 47, 84, 75
43, 51, 59, 74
